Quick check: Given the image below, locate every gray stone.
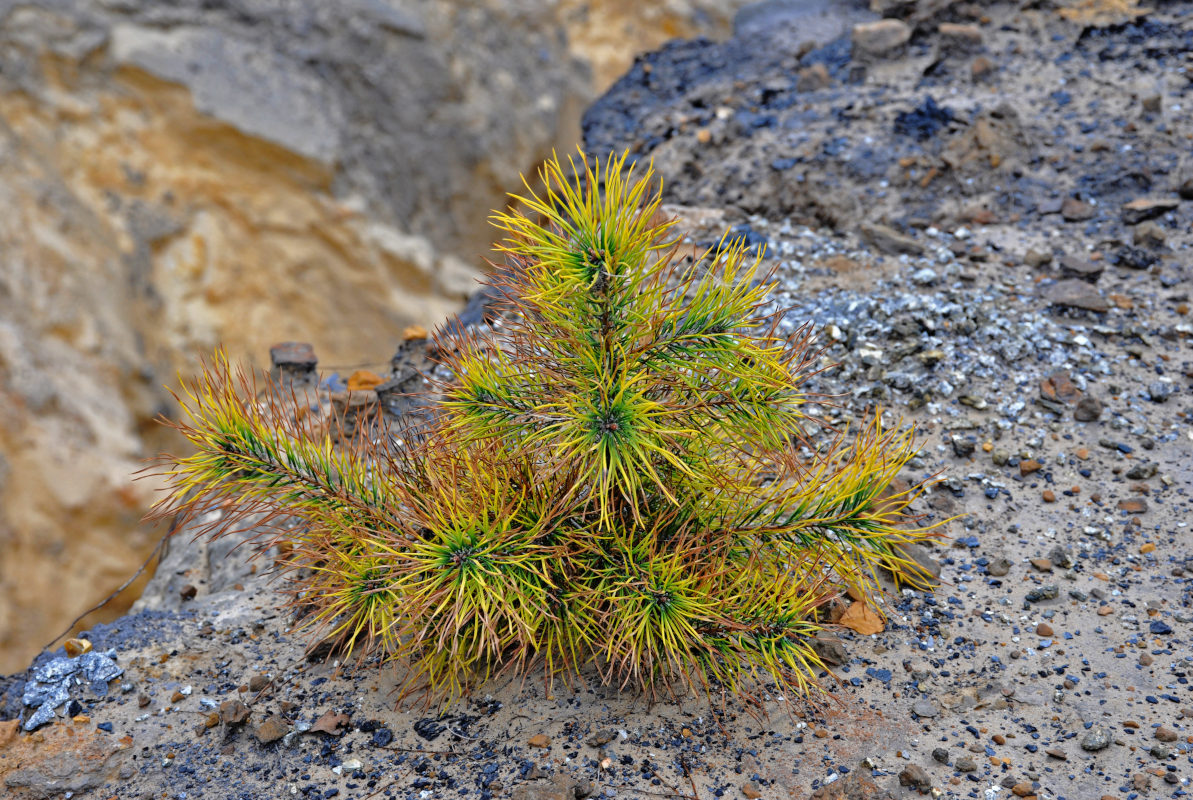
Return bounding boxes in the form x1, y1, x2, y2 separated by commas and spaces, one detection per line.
1047, 546, 1074, 570
1080, 727, 1112, 751
912, 698, 940, 718
859, 222, 925, 256
852, 19, 911, 59
733, 0, 875, 44
1058, 256, 1103, 282
1025, 585, 1059, 603
110, 25, 344, 164
895, 543, 943, 588
511, 773, 582, 800
1147, 381, 1174, 403
1074, 395, 1103, 422
987, 557, 1012, 577
1126, 462, 1158, 480
1044, 279, 1109, 312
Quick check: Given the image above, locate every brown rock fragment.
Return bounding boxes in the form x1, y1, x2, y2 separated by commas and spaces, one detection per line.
852, 20, 911, 59
971, 56, 995, 81
1117, 498, 1148, 514
1040, 372, 1081, 405
1122, 197, 1179, 225
1059, 256, 1103, 282
1134, 221, 1166, 248
899, 764, 932, 792
1155, 726, 1178, 742
1044, 280, 1109, 312
220, 700, 252, 726
1061, 197, 1096, 221
797, 63, 832, 92
1024, 248, 1052, 268
859, 223, 924, 255
255, 715, 290, 744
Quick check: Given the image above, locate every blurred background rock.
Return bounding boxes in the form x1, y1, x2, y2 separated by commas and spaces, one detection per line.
0, 0, 756, 673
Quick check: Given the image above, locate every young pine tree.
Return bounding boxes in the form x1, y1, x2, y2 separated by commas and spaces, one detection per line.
153, 151, 941, 706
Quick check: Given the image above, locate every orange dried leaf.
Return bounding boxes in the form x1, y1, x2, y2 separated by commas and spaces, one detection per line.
838, 602, 884, 636
311, 710, 351, 736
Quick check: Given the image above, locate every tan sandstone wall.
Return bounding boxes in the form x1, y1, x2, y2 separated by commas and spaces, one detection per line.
0, 0, 752, 672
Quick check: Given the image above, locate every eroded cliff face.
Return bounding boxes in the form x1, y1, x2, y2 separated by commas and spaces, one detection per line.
0, 0, 754, 672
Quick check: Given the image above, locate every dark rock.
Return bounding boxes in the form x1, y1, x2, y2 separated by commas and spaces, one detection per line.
899, 764, 932, 792
1126, 462, 1158, 480
893, 97, 955, 141
1121, 197, 1179, 224
1025, 585, 1058, 603
1074, 395, 1103, 422
951, 435, 976, 457
1047, 546, 1074, 569
938, 23, 983, 55
1116, 246, 1158, 270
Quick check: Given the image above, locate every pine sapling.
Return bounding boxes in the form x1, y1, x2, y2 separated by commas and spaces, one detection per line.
150, 150, 943, 707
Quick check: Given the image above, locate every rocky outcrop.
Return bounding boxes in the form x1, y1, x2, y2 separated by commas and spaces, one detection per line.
0, 0, 755, 673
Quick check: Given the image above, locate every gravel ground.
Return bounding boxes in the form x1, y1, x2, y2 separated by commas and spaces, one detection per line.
2, 2, 1191, 799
